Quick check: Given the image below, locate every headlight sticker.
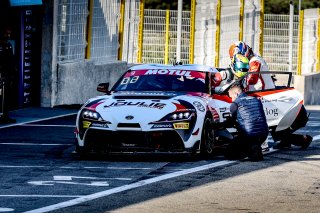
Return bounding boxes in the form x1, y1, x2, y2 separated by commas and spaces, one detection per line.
151, 123, 173, 129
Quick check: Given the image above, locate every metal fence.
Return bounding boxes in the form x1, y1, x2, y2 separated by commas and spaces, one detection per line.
136, 9, 191, 64
185, 0, 263, 68
57, 0, 121, 64
57, 0, 88, 62
55, 0, 303, 75
263, 14, 299, 74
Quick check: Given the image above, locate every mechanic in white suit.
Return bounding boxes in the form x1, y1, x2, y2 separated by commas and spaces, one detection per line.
229, 41, 275, 91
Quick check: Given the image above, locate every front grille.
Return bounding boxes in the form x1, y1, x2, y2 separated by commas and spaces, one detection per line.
117, 123, 141, 128
84, 129, 185, 152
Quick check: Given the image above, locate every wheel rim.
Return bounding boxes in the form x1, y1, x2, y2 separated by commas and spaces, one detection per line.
203, 120, 214, 154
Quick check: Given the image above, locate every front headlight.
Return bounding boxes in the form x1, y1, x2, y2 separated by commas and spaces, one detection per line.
170, 112, 193, 121
158, 111, 196, 122
82, 109, 103, 121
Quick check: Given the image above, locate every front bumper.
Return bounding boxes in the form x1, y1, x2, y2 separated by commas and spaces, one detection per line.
81, 128, 187, 152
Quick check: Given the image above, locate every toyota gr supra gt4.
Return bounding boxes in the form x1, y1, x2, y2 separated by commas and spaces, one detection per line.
75, 64, 309, 156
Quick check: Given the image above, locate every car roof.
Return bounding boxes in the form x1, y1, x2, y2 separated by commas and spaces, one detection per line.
130, 64, 218, 73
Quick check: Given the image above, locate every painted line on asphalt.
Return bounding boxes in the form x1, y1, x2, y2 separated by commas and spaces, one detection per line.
85, 166, 154, 170
0, 195, 82, 198
0, 208, 14, 212
24, 160, 235, 213
0, 165, 45, 168
0, 165, 153, 170
20, 124, 75, 128
308, 116, 320, 120
0, 143, 73, 146
312, 134, 320, 141
0, 112, 77, 130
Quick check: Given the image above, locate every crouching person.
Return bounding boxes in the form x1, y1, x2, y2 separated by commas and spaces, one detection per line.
223, 81, 269, 161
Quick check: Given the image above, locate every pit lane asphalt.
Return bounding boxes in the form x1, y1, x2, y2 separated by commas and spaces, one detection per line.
0, 106, 319, 213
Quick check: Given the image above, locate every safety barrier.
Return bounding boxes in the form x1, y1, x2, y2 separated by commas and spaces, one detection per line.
55, 0, 318, 75
264, 14, 299, 74
56, 0, 120, 64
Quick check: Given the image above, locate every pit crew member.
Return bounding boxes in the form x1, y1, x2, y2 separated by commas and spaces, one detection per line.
221, 81, 269, 161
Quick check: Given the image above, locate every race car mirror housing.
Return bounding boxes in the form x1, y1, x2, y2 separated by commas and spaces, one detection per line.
97, 83, 110, 94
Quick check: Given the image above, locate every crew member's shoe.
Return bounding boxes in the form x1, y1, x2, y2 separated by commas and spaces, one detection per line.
249, 145, 263, 161
300, 135, 313, 150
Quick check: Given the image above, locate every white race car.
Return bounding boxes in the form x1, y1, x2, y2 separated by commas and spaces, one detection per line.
75, 64, 308, 156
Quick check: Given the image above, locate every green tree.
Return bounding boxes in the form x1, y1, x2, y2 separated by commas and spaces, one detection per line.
145, 0, 191, 10
265, 0, 320, 14
145, 0, 320, 14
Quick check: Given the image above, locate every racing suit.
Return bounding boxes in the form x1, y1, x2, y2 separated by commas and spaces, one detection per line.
211, 68, 238, 93
223, 92, 269, 161
247, 54, 275, 91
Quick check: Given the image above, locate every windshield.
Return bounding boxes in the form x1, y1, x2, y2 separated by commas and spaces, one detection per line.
113, 69, 208, 92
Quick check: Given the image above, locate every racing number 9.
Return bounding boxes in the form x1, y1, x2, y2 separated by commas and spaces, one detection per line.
120, 76, 140, 85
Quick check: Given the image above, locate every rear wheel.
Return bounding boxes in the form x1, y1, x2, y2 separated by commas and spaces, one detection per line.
200, 118, 215, 158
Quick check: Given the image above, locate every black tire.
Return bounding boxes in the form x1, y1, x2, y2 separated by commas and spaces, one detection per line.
200, 117, 215, 158
75, 142, 90, 159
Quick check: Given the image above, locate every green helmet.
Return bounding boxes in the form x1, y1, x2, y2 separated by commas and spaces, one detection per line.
231, 54, 249, 78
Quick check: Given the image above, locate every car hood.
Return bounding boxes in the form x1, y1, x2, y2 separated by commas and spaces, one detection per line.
83, 91, 206, 124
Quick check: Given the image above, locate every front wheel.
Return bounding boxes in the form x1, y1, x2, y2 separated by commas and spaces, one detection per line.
200, 118, 215, 158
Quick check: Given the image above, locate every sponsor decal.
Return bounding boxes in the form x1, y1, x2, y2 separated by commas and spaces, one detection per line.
104, 101, 166, 109
173, 122, 189, 129
116, 91, 167, 96
145, 69, 192, 77
121, 143, 136, 147
82, 121, 91, 129
91, 123, 109, 128
151, 123, 173, 129
264, 107, 279, 117
193, 101, 205, 112
124, 69, 206, 79
258, 96, 294, 104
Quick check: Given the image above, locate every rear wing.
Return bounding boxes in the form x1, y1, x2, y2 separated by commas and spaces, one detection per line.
213, 69, 293, 94
244, 71, 293, 88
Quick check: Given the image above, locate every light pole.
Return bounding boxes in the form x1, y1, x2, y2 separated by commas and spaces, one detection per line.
288, 0, 294, 73
176, 0, 183, 63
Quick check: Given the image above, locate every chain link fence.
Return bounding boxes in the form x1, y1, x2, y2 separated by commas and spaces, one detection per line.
135, 9, 191, 64
263, 14, 299, 74
57, 0, 121, 64
55, 0, 304, 75
57, 0, 88, 62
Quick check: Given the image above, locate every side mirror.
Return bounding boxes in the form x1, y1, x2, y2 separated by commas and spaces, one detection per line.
97, 83, 110, 93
